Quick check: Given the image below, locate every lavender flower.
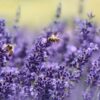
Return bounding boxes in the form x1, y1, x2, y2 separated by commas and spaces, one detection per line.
0, 19, 13, 67
75, 18, 97, 44
87, 57, 100, 86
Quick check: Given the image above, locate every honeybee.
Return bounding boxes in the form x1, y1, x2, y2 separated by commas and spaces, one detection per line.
48, 33, 60, 42
3, 44, 14, 56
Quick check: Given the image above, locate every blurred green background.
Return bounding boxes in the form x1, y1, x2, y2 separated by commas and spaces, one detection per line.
0, 0, 100, 30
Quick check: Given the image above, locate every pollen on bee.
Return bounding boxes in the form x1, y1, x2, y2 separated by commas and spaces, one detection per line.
48, 34, 60, 42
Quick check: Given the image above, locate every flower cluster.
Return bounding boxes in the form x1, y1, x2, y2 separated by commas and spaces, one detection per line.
0, 4, 100, 100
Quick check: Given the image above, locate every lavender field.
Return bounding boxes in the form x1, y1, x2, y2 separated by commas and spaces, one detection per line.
0, 0, 100, 100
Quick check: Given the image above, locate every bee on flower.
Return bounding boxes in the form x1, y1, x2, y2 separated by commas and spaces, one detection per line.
3, 44, 14, 56
48, 33, 60, 42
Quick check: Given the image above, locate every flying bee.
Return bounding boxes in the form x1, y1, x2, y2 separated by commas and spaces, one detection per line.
48, 33, 60, 42
3, 44, 14, 56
